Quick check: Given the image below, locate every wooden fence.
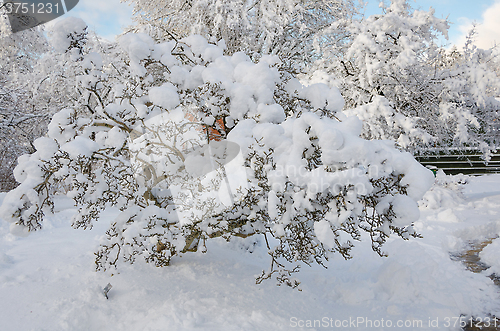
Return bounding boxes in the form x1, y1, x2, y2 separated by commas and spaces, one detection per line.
415, 150, 500, 175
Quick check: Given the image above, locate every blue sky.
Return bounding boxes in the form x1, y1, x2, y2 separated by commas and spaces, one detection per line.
48, 0, 500, 49
47, 0, 134, 41
364, 0, 500, 48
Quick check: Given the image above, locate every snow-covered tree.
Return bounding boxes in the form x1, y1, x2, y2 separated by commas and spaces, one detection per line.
321, 0, 500, 154
0, 21, 434, 287
436, 31, 500, 153
0, 13, 117, 191
0, 12, 50, 190
124, 0, 359, 63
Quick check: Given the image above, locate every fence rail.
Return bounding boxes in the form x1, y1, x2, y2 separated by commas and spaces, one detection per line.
415, 150, 500, 175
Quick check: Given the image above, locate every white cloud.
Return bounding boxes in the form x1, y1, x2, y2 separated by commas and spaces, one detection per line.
452, 1, 500, 50
45, 0, 134, 41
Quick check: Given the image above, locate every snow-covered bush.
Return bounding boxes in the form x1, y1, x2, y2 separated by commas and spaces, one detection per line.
419, 170, 467, 210
0, 28, 434, 287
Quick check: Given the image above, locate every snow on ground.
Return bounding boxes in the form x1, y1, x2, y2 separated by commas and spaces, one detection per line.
1, 174, 500, 330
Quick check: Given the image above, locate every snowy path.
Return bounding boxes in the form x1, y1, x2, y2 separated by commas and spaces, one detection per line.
1, 175, 500, 330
